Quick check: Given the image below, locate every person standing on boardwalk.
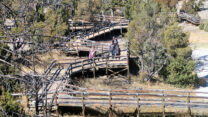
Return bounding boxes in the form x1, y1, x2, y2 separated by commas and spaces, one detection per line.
89, 46, 95, 59
112, 36, 118, 46
115, 44, 120, 59
109, 41, 115, 58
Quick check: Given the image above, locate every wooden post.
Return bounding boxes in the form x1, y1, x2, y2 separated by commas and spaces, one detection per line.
76, 43, 79, 56
55, 96, 59, 117
44, 80, 47, 116
137, 94, 140, 117
93, 58, 96, 78
102, 45, 103, 54
82, 60, 84, 78
120, 21, 122, 35
70, 64, 72, 74
109, 92, 113, 117
162, 91, 165, 117
187, 92, 191, 117
82, 92, 85, 117
127, 41, 130, 83
106, 57, 108, 78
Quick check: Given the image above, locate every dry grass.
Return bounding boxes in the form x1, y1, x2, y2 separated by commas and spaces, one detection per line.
83, 76, 191, 91
180, 22, 208, 49
20, 49, 84, 74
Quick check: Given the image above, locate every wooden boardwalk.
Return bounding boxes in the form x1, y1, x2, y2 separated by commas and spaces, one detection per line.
31, 42, 129, 114
25, 16, 208, 116
178, 12, 201, 25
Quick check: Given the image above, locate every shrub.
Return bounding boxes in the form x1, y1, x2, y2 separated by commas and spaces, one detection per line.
165, 57, 198, 88
198, 78, 207, 87
181, 0, 203, 14
163, 23, 190, 58
199, 23, 204, 30
203, 21, 208, 32
0, 87, 21, 115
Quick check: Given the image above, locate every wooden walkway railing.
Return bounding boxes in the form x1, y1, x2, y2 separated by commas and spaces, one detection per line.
51, 89, 208, 117
178, 12, 200, 25
34, 48, 129, 114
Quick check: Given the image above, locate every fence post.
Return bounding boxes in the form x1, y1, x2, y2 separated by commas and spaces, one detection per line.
102, 45, 104, 59
76, 43, 79, 56
137, 94, 140, 117
82, 60, 84, 78
106, 57, 108, 78
109, 92, 113, 117
93, 58, 96, 78
127, 41, 130, 83
70, 64, 72, 74
187, 92, 191, 117
55, 96, 59, 117
82, 92, 85, 117
120, 21, 122, 34
162, 91, 165, 117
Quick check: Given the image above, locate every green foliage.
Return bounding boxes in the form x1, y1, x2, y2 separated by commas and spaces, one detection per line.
199, 23, 204, 30
165, 57, 198, 88
203, 21, 208, 32
75, 0, 102, 21
11, 27, 24, 34
0, 29, 3, 36
125, 0, 173, 81
30, 8, 68, 43
124, 0, 142, 19
138, 40, 169, 80
163, 23, 191, 58
181, 0, 204, 14
0, 87, 21, 115
161, 23, 198, 88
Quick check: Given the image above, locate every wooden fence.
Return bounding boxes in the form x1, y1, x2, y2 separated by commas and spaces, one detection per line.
51, 88, 208, 117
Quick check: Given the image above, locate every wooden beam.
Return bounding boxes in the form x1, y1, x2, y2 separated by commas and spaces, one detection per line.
137, 94, 140, 117
187, 92, 191, 117
109, 92, 113, 117
82, 92, 85, 117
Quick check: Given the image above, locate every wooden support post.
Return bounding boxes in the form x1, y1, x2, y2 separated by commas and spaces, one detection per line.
102, 45, 103, 54
162, 91, 165, 117
120, 21, 122, 35
76, 43, 79, 56
93, 58, 96, 78
127, 41, 130, 83
109, 92, 113, 117
137, 94, 140, 117
106, 57, 108, 78
187, 92, 191, 117
55, 96, 59, 117
82, 60, 84, 78
70, 64, 72, 74
82, 92, 85, 117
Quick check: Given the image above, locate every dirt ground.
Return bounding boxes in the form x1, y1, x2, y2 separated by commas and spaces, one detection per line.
179, 22, 208, 49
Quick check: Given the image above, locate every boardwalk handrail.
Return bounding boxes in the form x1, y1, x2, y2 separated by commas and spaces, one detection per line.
52, 89, 208, 116
178, 12, 200, 25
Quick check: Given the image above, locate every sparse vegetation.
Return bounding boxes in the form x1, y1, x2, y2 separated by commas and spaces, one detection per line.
181, 0, 204, 14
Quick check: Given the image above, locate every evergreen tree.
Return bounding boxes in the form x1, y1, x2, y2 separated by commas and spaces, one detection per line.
163, 23, 192, 59
126, 0, 173, 81
165, 57, 198, 88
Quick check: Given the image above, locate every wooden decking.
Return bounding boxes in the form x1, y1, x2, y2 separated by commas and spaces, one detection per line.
178, 12, 201, 25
